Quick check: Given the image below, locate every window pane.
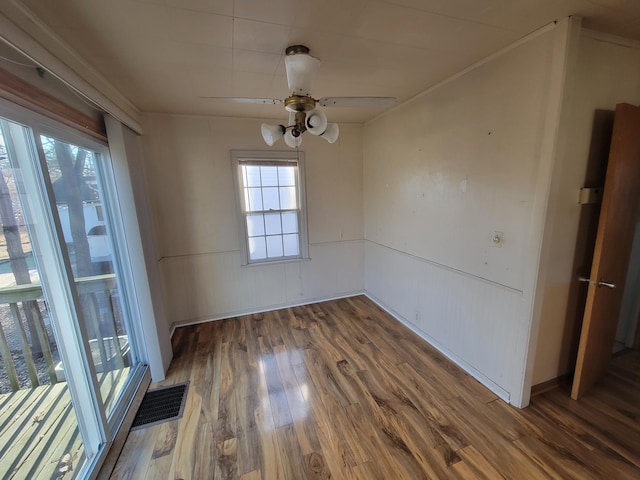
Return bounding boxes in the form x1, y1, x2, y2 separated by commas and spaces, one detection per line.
266, 235, 284, 258
39, 134, 136, 419
283, 234, 300, 256
280, 186, 297, 210
247, 187, 263, 211
262, 187, 280, 211
260, 166, 278, 186
246, 214, 265, 237
282, 211, 298, 234
264, 213, 282, 235
245, 166, 261, 187
248, 236, 267, 260
278, 166, 295, 186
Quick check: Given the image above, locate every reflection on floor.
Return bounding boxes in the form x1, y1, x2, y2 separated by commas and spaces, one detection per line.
112, 296, 640, 479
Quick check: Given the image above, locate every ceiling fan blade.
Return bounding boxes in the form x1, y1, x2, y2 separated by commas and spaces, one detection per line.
199, 97, 282, 105
318, 97, 397, 108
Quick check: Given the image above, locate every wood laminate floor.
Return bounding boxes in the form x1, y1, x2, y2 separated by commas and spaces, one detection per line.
111, 296, 640, 479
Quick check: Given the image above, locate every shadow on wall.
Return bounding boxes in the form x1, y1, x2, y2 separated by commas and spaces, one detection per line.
559, 109, 614, 377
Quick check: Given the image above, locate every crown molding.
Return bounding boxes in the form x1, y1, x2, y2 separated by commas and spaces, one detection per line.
582, 28, 640, 49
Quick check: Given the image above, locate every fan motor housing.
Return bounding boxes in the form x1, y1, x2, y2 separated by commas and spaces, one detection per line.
284, 95, 317, 112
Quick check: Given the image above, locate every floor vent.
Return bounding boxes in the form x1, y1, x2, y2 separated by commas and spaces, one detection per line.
131, 382, 189, 430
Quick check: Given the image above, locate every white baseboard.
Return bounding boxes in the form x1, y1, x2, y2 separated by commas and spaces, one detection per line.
169, 290, 364, 338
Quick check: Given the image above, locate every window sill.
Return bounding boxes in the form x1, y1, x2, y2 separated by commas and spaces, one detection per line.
241, 256, 311, 267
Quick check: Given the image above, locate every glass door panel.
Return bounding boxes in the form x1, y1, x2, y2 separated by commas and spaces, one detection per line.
37, 135, 136, 419
0, 118, 87, 479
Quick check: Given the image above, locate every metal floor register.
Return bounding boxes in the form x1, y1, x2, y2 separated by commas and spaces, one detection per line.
131, 382, 189, 430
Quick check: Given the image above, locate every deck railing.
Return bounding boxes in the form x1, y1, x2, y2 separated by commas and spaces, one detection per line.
0, 274, 119, 393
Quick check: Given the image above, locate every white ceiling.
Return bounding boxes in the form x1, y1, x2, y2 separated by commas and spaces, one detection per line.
13, 0, 640, 123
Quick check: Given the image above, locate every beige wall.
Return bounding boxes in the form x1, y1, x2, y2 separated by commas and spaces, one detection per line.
363, 25, 567, 406
140, 114, 365, 327
532, 32, 640, 384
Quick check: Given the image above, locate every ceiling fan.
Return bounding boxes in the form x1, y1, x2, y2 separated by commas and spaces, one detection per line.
202, 45, 397, 148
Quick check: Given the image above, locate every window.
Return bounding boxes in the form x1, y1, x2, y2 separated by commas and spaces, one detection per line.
232, 150, 309, 264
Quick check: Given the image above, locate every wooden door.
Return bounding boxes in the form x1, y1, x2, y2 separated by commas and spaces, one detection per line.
572, 103, 640, 400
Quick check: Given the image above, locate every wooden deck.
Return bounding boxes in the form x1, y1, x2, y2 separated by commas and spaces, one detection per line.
0, 366, 132, 479
112, 296, 640, 479
0, 382, 85, 479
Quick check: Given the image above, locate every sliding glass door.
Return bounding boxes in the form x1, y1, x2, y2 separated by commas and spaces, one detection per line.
0, 101, 145, 479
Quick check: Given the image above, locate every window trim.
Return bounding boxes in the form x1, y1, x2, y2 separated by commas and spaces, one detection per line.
231, 150, 309, 266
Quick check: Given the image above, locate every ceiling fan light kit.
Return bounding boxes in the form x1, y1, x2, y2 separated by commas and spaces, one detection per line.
305, 109, 328, 135
320, 123, 340, 143
284, 129, 303, 148
260, 123, 286, 146
206, 44, 396, 148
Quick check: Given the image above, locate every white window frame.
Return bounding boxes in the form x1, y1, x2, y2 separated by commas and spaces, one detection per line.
231, 150, 309, 265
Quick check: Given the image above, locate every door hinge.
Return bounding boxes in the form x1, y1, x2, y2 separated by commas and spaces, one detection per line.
578, 187, 603, 205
